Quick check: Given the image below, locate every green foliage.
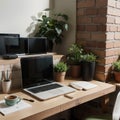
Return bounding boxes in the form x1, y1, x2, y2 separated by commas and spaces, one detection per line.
28, 9, 69, 44
54, 62, 68, 72
113, 60, 120, 72
67, 44, 83, 65
81, 53, 97, 62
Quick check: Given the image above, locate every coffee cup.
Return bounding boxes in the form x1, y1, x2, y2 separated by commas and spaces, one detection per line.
4, 95, 21, 106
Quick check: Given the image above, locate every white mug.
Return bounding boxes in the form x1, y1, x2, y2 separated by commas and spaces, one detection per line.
2, 80, 11, 94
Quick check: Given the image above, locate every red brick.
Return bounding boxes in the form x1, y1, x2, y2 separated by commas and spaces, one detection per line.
91, 32, 106, 41
76, 32, 91, 40
105, 57, 115, 64
97, 25, 106, 31
77, 0, 95, 8
116, 1, 120, 9
108, 0, 116, 7
94, 50, 105, 58
92, 16, 106, 24
115, 32, 120, 39
82, 41, 97, 48
85, 8, 98, 15
96, 0, 107, 7
77, 9, 85, 16
96, 42, 105, 48
98, 8, 107, 15
115, 17, 120, 24
107, 16, 115, 24
86, 25, 97, 31
114, 41, 120, 47
117, 26, 120, 31
77, 16, 92, 24
77, 25, 85, 31
106, 32, 114, 40
106, 41, 114, 49
106, 49, 116, 57
107, 25, 118, 32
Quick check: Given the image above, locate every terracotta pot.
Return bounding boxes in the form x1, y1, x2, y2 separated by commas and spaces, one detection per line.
54, 72, 66, 82
114, 71, 120, 82
70, 65, 81, 78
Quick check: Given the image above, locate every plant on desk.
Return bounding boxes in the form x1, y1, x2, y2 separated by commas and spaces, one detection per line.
66, 43, 83, 78
54, 62, 68, 82
112, 60, 120, 82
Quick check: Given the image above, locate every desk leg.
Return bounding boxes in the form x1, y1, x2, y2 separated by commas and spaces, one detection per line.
101, 95, 110, 113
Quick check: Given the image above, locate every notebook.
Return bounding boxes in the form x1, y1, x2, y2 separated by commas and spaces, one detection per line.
20, 55, 75, 100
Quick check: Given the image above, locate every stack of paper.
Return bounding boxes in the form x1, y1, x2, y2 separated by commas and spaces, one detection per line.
69, 81, 98, 90
0, 100, 31, 115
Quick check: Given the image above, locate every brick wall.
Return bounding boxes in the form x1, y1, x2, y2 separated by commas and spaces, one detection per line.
76, 0, 120, 81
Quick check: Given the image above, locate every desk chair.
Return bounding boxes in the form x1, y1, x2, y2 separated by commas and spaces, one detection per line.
84, 91, 120, 120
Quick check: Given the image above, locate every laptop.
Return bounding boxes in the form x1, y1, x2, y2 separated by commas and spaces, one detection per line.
20, 55, 75, 100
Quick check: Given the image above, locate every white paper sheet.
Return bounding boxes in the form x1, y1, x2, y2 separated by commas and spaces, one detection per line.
69, 81, 98, 90
0, 100, 31, 115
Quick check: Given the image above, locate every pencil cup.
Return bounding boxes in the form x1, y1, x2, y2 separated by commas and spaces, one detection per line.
2, 80, 11, 94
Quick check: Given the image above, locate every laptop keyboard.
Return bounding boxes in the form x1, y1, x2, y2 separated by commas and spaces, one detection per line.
27, 84, 62, 93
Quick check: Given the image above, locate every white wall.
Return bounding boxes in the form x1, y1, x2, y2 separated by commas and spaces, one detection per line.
0, 0, 49, 37
53, 0, 76, 54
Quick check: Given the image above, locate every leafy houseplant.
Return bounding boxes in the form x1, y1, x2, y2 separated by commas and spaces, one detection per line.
112, 60, 120, 82
66, 44, 83, 78
28, 9, 69, 51
81, 53, 97, 81
54, 62, 68, 82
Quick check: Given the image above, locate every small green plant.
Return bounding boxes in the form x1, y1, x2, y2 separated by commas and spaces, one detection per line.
113, 60, 120, 72
81, 53, 97, 62
54, 62, 68, 72
66, 44, 83, 65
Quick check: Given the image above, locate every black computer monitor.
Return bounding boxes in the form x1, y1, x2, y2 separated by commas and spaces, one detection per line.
27, 37, 48, 54
0, 33, 22, 55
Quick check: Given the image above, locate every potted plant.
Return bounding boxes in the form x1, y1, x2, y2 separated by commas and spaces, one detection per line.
66, 44, 83, 78
27, 9, 69, 51
112, 60, 120, 82
81, 52, 97, 81
54, 62, 68, 82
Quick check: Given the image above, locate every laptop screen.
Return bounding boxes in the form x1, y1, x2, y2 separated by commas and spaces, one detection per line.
20, 55, 54, 88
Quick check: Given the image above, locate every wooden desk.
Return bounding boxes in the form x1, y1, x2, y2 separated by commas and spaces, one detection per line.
0, 79, 116, 120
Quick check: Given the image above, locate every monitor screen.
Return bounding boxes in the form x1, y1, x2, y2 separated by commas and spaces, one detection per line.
27, 37, 48, 54
20, 55, 53, 88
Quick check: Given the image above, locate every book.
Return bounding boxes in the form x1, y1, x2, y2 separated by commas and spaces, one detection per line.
69, 81, 98, 90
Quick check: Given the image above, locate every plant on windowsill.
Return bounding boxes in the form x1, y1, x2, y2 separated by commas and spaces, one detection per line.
54, 62, 68, 82
27, 8, 69, 52
66, 43, 83, 78
112, 60, 120, 82
81, 52, 97, 81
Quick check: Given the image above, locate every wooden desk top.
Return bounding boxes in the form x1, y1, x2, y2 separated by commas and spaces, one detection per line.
0, 79, 116, 120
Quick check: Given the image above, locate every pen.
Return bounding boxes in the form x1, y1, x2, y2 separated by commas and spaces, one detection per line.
0, 112, 5, 116
22, 98, 35, 102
